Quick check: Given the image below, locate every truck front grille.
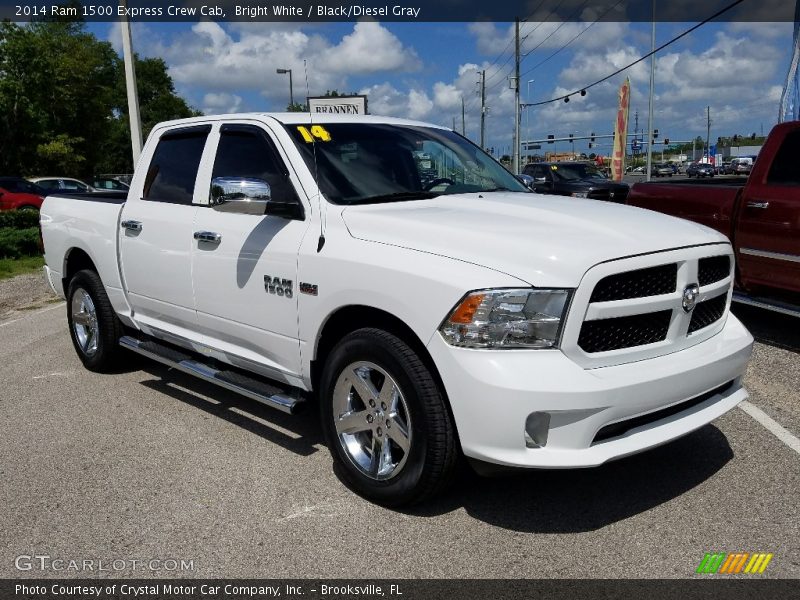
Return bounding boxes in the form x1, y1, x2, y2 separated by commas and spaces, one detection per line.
578, 310, 671, 353
590, 264, 677, 302
698, 255, 731, 286
561, 246, 734, 366
688, 294, 727, 333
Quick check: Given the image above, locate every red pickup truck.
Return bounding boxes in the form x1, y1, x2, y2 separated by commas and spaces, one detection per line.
628, 121, 799, 317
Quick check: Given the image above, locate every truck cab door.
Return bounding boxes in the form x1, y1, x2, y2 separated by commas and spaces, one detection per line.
119, 125, 211, 339
735, 128, 800, 295
190, 122, 311, 385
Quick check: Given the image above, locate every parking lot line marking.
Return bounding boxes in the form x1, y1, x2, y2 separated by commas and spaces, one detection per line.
0, 301, 64, 328
739, 400, 800, 456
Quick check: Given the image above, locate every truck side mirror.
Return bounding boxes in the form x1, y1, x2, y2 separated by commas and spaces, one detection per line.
210, 177, 270, 215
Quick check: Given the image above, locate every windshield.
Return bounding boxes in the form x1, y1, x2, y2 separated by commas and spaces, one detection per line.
284, 123, 528, 204
551, 164, 606, 181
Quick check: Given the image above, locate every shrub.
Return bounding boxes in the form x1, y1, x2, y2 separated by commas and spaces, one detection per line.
0, 227, 41, 259
0, 210, 41, 229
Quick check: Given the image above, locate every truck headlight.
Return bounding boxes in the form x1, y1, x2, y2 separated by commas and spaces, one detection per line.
439, 289, 572, 349
571, 192, 589, 198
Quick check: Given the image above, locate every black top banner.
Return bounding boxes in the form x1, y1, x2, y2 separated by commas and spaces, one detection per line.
1, 0, 798, 22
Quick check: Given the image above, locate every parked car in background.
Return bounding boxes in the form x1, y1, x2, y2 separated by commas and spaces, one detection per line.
650, 163, 673, 177
29, 177, 96, 193
686, 162, 715, 178
522, 161, 629, 203
628, 121, 800, 317
0, 177, 46, 211
730, 157, 754, 175
92, 177, 130, 191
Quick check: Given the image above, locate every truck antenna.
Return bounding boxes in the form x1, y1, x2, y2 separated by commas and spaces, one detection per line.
304, 60, 326, 252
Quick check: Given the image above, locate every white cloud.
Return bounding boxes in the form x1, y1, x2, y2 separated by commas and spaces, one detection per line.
317, 21, 421, 74
201, 92, 243, 114
123, 21, 420, 109
407, 89, 433, 119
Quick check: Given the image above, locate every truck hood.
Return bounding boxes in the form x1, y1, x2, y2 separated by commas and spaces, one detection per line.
341, 192, 728, 287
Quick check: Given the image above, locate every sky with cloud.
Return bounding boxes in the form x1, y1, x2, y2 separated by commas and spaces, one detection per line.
93, 19, 794, 157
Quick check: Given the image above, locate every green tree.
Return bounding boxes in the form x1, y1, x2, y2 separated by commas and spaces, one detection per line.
0, 20, 198, 176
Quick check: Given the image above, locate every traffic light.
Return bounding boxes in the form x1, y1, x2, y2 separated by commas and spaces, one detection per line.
588, 142, 594, 148
653, 129, 659, 139
751, 133, 757, 140
664, 138, 669, 145
590, 132, 596, 142
547, 134, 555, 144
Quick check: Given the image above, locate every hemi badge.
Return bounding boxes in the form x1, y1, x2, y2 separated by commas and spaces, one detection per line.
299, 282, 318, 296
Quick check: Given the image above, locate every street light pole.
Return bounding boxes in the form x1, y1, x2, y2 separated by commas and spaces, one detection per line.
277, 68, 293, 108
645, 0, 656, 182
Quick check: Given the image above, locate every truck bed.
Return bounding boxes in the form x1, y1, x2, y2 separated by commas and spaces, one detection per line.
41, 192, 129, 298
627, 180, 742, 239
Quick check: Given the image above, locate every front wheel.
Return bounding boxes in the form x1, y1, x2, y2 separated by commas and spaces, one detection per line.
320, 328, 458, 506
67, 269, 123, 372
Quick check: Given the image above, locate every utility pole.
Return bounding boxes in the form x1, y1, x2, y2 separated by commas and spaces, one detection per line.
706, 105, 711, 163
645, 0, 656, 182
461, 96, 466, 136
479, 69, 486, 150
634, 108, 639, 163
120, 0, 142, 164
513, 17, 521, 174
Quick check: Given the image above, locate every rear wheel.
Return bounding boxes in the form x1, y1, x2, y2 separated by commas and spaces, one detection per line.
320, 328, 458, 506
67, 269, 123, 372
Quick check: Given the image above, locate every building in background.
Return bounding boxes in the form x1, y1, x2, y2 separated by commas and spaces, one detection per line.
779, 3, 799, 122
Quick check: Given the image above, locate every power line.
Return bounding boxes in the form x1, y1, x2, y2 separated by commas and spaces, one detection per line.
484, 0, 570, 88
520, 0, 625, 78
526, 0, 747, 107
520, 0, 591, 60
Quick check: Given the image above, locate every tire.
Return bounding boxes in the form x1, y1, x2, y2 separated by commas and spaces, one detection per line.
66, 269, 123, 372
319, 328, 458, 506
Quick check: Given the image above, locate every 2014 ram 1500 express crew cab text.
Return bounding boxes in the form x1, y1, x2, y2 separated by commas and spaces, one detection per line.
40, 114, 754, 506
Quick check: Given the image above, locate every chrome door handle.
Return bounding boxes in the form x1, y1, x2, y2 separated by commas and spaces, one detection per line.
121, 220, 142, 232
746, 201, 769, 209
194, 231, 222, 244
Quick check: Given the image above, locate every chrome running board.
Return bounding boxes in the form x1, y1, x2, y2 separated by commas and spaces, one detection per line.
732, 292, 800, 319
119, 335, 304, 414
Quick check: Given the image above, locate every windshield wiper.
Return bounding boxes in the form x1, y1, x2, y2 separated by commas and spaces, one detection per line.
480, 186, 517, 193
347, 191, 440, 205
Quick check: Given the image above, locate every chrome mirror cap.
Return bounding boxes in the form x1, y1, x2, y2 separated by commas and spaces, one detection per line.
210, 177, 270, 215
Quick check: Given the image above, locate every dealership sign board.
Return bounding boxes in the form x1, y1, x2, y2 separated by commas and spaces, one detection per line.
308, 95, 368, 115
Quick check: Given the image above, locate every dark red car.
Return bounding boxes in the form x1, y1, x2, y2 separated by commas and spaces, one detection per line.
0, 177, 46, 211
627, 121, 800, 316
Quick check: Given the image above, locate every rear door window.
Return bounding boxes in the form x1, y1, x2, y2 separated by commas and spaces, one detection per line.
143, 125, 211, 204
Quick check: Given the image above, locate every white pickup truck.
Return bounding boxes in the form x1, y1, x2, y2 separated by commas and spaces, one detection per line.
41, 113, 754, 506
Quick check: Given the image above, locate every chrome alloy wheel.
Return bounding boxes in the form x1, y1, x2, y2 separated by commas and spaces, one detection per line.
71, 288, 99, 357
332, 361, 412, 481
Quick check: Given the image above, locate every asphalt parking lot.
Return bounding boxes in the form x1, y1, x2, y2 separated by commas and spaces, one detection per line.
1, 302, 798, 579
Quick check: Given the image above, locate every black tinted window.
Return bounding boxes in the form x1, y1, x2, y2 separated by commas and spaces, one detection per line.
767, 131, 800, 185
144, 127, 210, 204
211, 128, 285, 187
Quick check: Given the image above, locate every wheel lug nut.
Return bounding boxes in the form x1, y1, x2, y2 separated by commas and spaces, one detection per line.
386, 420, 391, 428
381, 402, 387, 410
366, 414, 374, 423
377, 427, 383, 437
369, 399, 376, 407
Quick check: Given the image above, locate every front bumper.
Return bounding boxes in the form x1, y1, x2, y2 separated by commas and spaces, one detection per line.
427, 313, 753, 468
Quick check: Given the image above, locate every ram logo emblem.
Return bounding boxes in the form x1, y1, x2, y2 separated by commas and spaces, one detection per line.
264, 276, 293, 298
